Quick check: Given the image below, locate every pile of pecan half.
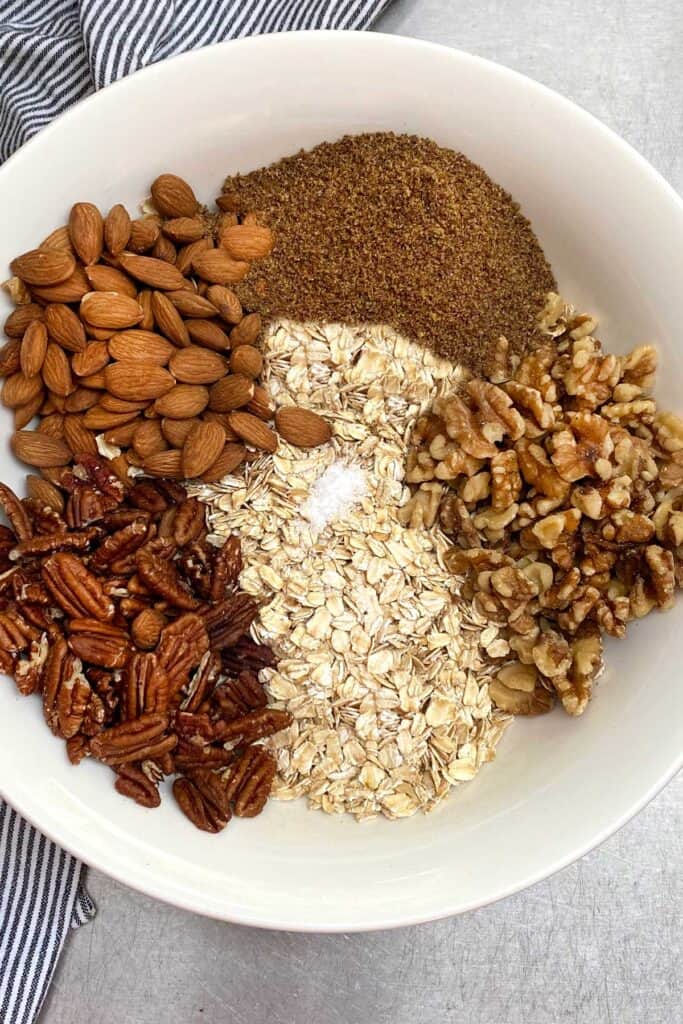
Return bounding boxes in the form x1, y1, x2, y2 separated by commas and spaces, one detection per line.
0, 455, 291, 831
401, 295, 682, 718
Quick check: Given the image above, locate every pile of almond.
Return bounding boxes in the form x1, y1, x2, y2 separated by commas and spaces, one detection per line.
0, 173, 331, 486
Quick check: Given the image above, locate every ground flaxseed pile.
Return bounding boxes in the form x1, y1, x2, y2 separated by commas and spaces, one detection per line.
222, 133, 556, 376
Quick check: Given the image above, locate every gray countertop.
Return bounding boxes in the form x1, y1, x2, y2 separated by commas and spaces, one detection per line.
41, 2, 682, 1022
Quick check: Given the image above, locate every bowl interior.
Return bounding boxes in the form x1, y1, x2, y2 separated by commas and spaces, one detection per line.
0, 32, 681, 930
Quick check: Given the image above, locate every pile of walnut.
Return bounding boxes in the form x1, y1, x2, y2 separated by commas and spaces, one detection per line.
0, 456, 291, 832
0, 172, 330, 483
401, 295, 683, 717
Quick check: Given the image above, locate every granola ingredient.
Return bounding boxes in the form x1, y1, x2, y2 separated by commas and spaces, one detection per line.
222, 133, 555, 376
0, 457, 291, 831
405, 293, 683, 717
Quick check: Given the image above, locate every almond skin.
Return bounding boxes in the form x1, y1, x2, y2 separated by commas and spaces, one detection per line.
26, 474, 65, 513
3, 304, 44, 339
152, 235, 177, 264
85, 264, 138, 298
0, 339, 21, 377
71, 341, 110, 377
83, 407, 141, 430
118, 252, 186, 291
14, 392, 44, 429
163, 217, 205, 244
108, 330, 173, 365
132, 419, 168, 458
151, 174, 199, 218
80, 292, 144, 330
229, 345, 262, 379
230, 312, 262, 348
192, 249, 249, 285
103, 420, 140, 446
63, 415, 98, 456
104, 361, 175, 401
138, 289, 155, 331
182, 420, 225, 478
176, 237, 213, 277
20, 320, 48, 378
205, 285, 243, 325
31, 266, 90, 303
143, 449, 184, 478
275, 407, 332, 448
42, 342, 74, 397
68, 202, 104, 265
227, 411, 278, 452
10, 248, 76, 286
151, 291, 190, 348
98, 395, 149, 413
44, 303, 87, 352
200, 442, 246, 482
168, 347, 228, 384
104, 203, 131, 256
161, 417, 196, 447
64, 387, 100, 413
220, 223, 273, 261
208, 374, 254, 412
166, 290, 218, 319
154, 384, 209, 419
11, 430, 71, 467
127, 217, 161, 254
40, 225, 75, 255
246, 384, 274, 421
185, 319, 230, 352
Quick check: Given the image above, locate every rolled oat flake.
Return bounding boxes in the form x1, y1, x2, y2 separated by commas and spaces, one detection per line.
222, 132, 556, 376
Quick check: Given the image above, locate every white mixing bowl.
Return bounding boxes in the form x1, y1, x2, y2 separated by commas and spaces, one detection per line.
0, 31, 681, 930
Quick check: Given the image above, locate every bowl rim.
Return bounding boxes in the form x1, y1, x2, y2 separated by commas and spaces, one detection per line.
1, 29, 681, 931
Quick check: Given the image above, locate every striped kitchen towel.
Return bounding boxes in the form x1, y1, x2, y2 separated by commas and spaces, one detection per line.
0, 3, 393, 1022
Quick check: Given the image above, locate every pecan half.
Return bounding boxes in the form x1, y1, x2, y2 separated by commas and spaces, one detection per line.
173, 769, 232, 833
90, 519, 148, 571
0, 482, 32, 541
224, 747, 277, 818
209, 535, 242, 603
123, 652, 169, 719
204, 593, 259, 651
42, 636, 92, 739
221, 638, 275, 676
114, 763, 161, 809
213, 671, 267, 720
156, 612, 209, 693
136, 550, 197, 609
0, 609, 40, 652
172, 497, 206, 545
11, 526, 100, 558
42, 552, 115, 621
214, 707, 292, 745
89, 712, 175, 765
67, 618, 130, 669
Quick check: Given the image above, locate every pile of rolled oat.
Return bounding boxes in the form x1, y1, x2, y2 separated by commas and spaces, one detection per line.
195, 322, 512, 820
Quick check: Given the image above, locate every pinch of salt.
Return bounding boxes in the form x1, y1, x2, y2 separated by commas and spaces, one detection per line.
301, 460, 367, 534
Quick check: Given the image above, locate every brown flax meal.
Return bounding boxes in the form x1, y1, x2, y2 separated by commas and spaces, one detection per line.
222, 133, 556, 376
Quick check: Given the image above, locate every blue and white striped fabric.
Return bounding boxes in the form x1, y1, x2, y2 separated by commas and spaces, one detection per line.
0, 3, 392, 1021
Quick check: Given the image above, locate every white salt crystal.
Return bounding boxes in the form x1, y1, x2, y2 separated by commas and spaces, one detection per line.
301, 460, 367, 534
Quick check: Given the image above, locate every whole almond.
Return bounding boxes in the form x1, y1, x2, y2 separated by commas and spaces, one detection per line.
168, 346, 228, 384
118, 252, 186, 291
151, 291, 190, 347
64, 387, 100, 413
138, 289, 155, 331
152, 234, 177, 264
133, 419, 168, 458
42, 342, 74, 396
208, 374, 254, 412
79, 373, 106, 392
26, 474, 65, 513
205, 285, 243, 325
14, 392, 44, 429
131, 608, 166, 650
220, 223, 273, 261
151, 174, 199, 218
32, 269, 89, 308
166, 290, 218, 319
185, 319, 230, 352
275, 407, 332, 449
104, 361, 174, 401
227, 411, 278, 453
20, 320, 48, 378
108, 330, 173, 365
200, 442, 246, 482
40, 225, 75, 255
160, 417, 196, 447
108, 453, 132, 484
192, 249, 249, 285
202, 410, 239, 440
72, 341, 110, 377
4, 304, 44, 339
10, 248, 76, 286
127, 217, 161, 254
215, 192, 240, 213
154, 384, 209, 419
85, 325, 115, 342
44, 303, 87, 352
104, 204, 131, 256
229, 345, 262, 379
0, 339, 21, 377
176, 237, 212, 277
230, 312, 262, 348
246, 384, 275, 421
98, 395, 149, 413
83, 406, 141, 430
2, 372, 44, 409
38, 413, 65, 438
11, 430, 71, 467
143, 449, 183, 478
103, 420, 140, 446
68, 203, 104, 265
182, 420, 225, 478
63, 415, 98, 456
163, 217, 205, 244
80, 292, 143, 330
45, 392, 66, 413
85, 264, 138, 298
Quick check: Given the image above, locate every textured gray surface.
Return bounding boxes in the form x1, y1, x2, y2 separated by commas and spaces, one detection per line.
40, 3, 682, 1022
